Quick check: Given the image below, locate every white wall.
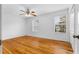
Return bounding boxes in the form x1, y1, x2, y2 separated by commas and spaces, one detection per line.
0, 4, 1, 52
27, 9, 69, 42
2, 4, 32, 40
0, 4, 1, 40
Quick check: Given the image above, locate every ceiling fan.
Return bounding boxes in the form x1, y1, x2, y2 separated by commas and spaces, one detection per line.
19, 8, 37, 17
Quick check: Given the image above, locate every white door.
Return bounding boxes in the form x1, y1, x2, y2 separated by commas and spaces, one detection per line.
74, 4, 79, 54
77, 6, 79, 53
70, 4, 79, 54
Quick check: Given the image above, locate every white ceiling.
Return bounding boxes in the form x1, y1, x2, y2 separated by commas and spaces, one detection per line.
2, 4, 73, 16
19, 4, 73, 15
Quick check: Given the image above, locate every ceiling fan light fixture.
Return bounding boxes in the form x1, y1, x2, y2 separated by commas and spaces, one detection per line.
19, 8, 37, 17
26, 8, 30, 15
25, 14, 31, 17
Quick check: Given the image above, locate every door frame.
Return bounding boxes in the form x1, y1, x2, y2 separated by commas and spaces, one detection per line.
74, 4, 79, 54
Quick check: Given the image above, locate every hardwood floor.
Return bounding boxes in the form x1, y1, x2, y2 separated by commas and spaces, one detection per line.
2, 36, 73, 54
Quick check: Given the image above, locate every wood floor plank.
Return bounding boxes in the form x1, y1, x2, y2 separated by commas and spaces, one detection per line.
2, 36, 73, 54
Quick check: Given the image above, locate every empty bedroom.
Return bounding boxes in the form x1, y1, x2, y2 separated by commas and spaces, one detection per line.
1, 4, 79, 54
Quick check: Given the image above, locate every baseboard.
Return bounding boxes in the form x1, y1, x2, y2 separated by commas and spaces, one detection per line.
26, 34, 69, 42
2, 34, 26, 40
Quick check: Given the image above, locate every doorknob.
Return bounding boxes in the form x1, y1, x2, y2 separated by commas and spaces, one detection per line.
73, 35, 79, 39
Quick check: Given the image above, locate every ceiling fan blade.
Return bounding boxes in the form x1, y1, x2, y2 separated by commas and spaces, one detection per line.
20, 10, 25, 12
31, 13, 37, 16
31, 11, 37, 16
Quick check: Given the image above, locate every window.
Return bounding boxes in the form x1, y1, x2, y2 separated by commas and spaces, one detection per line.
32, 19, 39, 32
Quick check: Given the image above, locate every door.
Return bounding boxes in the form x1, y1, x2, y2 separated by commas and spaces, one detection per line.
70, 4, 79, 54
74, 4, 79, 54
